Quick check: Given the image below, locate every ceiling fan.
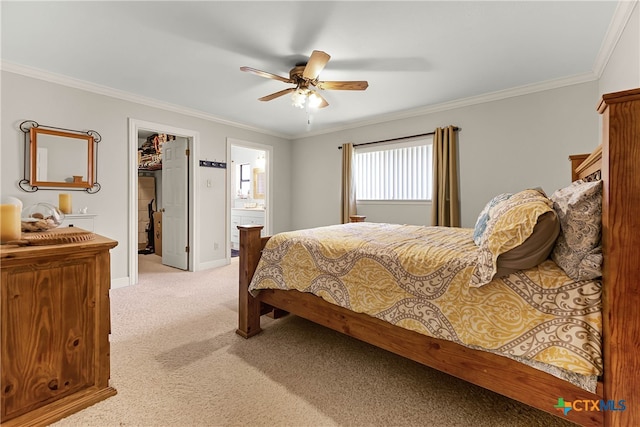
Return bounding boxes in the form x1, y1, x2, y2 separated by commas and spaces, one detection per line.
240, 50, 368, 109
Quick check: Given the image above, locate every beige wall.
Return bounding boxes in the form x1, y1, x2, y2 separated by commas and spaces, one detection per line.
0, 71, 292, 283
291, 82, 601, 229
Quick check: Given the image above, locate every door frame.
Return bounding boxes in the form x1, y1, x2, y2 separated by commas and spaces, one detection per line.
128, 118, 200, 285
226, 138, 272, 261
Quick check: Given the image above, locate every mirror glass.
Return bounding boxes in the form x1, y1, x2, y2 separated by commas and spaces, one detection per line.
253, 168, 265, 199
30, 128, 94, 188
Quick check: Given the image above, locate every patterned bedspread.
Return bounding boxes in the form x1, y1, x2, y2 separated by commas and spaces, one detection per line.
249, 223, 602, 380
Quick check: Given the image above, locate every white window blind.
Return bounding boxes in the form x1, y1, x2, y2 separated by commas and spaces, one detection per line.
354, 138, 432, 201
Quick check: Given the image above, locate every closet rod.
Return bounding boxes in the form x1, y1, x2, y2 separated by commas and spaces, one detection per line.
337, 127, 460, 149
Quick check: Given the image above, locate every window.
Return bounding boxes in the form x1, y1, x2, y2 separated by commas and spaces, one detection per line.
354, 138, 432, 201
239, 163, 251, 196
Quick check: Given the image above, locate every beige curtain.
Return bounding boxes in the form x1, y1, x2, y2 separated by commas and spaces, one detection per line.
341, 143, 357, 224
431, 126, 460, 227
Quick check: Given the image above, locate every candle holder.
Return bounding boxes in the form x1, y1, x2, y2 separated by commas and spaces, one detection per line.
59, 193, 72, 214
1, 199, 22, 243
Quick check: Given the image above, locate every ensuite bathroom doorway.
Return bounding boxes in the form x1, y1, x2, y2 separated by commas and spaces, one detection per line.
228, 138, 271, 259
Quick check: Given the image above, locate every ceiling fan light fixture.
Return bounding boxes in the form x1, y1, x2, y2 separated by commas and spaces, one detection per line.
291, 88, 308, 109
307, 91, 323, 109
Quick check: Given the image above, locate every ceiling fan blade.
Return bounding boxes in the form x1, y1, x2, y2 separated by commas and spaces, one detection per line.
303, 50, 331, 80
317, 81, 369, 91
240, 66, 293, 84
258, 87, 295, 102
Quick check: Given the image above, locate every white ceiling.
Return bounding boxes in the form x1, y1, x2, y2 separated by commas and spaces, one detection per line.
1, 1, 622, 138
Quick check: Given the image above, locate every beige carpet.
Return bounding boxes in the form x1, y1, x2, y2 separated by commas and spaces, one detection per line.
53, 254, 574, 427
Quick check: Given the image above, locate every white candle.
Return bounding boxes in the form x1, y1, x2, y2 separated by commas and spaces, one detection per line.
59, 193, 72, 214
1, 204, 21, 243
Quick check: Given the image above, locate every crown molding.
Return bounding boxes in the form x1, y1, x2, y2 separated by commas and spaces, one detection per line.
592, 0, 638, 78
291, 71, 599, 140
0, 61, 290, 140
0, 60, 604, 142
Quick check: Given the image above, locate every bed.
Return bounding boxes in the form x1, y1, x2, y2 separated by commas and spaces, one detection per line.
236, 87, 640, 427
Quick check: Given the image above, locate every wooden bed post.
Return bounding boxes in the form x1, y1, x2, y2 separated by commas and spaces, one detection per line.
598, 88, 640, 427
236, 225, 264, 338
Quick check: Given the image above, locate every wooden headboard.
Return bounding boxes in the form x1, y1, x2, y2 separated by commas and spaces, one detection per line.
570, 143, 603, 181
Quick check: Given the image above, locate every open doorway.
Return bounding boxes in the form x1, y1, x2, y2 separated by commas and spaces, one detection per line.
227, 139, 272, 258
128, 119, 200, 286
136, 131, 190, 268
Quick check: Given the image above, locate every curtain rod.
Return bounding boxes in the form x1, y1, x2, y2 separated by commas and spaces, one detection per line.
337, 127, 460, 149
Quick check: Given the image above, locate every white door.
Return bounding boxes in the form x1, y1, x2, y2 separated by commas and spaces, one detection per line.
161, 137, 189, 270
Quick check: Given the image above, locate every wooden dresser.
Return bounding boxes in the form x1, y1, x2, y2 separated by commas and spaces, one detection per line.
1, 234, 117, 426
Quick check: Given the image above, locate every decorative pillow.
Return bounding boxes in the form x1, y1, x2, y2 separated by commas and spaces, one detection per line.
550, 180, 603, 280
494, 210, 560, 278
471, 188, 554, 287
473, 193, 513, 245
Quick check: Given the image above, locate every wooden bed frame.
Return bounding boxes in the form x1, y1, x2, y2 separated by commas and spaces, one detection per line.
237, 88, 640, 427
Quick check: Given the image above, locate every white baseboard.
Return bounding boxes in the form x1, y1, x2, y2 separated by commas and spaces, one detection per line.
111, 276, 132, 289
197, 258, 231, 271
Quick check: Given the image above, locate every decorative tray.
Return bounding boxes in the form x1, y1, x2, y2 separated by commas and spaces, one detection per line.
13, 227, 96, 246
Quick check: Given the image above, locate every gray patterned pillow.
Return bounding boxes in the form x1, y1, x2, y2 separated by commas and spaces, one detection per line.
550, 180, 603, 280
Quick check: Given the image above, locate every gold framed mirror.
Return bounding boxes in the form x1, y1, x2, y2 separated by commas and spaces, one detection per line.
19, 121, 101, 193
252, 168, 265, 199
